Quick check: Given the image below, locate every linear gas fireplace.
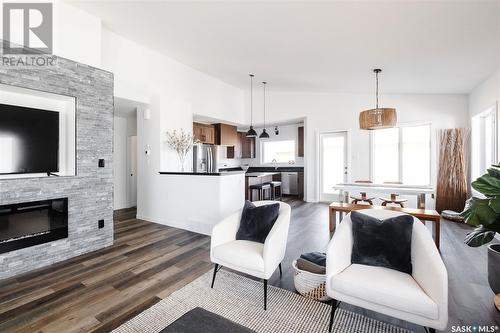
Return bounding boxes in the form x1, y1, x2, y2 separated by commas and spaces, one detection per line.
0, 198, 68, 254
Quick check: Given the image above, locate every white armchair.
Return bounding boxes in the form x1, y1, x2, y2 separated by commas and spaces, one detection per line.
326, 209, 448, 333
210, 201, 291, 310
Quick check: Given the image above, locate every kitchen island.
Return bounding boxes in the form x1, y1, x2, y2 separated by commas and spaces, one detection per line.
155, 171, 245, 235
245, 172, 280, 200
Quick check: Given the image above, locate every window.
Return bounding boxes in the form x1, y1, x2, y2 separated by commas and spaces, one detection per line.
371, 124, 431, 185
472, 106, 497, 181
262, 140, 295, 164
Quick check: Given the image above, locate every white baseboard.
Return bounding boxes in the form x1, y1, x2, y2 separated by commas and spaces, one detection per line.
136, 214, 211, 236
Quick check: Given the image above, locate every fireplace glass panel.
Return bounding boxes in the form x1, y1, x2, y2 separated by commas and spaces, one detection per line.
0, 198, 68, 253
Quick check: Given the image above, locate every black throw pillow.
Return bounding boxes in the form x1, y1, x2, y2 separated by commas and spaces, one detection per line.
236, 201, 280, 243
350, 211, 414, 274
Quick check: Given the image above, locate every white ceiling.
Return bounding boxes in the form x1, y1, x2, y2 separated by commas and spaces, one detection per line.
72, 0, 500, 94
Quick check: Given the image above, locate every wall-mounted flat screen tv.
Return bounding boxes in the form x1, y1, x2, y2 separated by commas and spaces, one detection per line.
0, 104, 59, 174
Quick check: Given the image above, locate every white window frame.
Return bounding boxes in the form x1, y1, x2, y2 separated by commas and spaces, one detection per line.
471, 103, 498, 181
369, 122, 432, 186
260, 139, 297, 165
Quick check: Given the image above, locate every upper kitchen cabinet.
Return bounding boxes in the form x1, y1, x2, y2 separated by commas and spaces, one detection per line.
298, 126, 304, 157
193, 122, 215, 144
240, 132, 255, 158
214, 123, 238, 146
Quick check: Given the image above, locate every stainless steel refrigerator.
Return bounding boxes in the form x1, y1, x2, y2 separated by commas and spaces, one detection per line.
192, 144, 219, 173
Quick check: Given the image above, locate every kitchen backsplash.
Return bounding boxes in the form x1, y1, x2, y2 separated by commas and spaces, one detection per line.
218, 147, 242, 168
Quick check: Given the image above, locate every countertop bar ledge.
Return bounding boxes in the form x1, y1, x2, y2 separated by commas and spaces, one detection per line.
159, 171, 246, 176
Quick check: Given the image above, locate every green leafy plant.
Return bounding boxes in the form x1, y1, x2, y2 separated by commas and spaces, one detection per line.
461, 163, 500, 247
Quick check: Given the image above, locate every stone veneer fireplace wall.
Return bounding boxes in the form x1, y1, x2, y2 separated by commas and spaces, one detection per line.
0, 55, 114, 279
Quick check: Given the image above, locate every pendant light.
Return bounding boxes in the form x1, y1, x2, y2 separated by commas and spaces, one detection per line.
359, 69, 397, 130
259, 81, 270, 138
246, 74, 258, 137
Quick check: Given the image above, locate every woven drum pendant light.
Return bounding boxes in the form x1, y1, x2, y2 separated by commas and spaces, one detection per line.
359, 69, 397, 130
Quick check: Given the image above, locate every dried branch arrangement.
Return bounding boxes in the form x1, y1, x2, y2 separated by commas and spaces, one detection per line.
165, 129, 198, 171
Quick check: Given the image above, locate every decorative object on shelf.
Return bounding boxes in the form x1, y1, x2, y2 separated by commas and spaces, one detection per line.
259, 81, 270, 139
359, 69, 397, 130
246, 74, 258, 138
165, 129, 198, 172
461, 162, 500, 311
436, 128, 469, 213
274, 126, 279, 135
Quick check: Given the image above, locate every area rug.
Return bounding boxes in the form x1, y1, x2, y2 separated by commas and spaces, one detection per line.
112, 269, 413, 333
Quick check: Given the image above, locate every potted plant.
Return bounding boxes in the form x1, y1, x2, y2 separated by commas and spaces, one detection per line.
461, 163, 500, 311
165, 129, 198, 172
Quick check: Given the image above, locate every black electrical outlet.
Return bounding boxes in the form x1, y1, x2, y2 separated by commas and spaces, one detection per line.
98, 219, 104, 228
98, 159, 105, 168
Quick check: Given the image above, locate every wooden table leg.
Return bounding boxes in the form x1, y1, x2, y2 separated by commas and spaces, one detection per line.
434, 218, 440, 250
329, 208, 337, 234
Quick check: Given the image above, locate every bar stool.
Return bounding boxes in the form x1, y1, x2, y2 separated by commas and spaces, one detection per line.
379, 194, 408, 208
249, 183, 272, 201
268, 181, 282, 201
350, 192, 374, 205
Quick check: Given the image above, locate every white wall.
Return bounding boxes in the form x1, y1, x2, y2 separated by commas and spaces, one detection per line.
469, 69, 500, 117
53, 0, 102, 67
100, 28, 245, 223
241, 123, 305, 167
244, 91, 469, 202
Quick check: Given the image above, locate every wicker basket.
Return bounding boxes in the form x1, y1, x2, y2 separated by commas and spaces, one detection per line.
292, 260, 331, 301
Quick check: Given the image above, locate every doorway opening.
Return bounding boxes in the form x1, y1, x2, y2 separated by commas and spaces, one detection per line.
319, 131, 349, 202
114, 97, 142, 211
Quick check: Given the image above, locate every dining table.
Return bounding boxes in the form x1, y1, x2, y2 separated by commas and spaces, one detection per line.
333, 183, 435, 209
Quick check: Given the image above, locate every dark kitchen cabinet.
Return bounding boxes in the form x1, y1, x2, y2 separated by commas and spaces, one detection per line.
298, 172, 304, 199
298, 126, 304, 157
214, 123, 238, 146
239, 132, 255, 159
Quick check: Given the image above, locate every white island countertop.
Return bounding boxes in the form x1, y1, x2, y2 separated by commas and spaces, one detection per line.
245, 172, 280, 178
159, 170, 246, 176
151, 172, 245, 235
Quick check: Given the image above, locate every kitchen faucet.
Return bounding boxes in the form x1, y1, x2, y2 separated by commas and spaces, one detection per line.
272, 159, 278, 170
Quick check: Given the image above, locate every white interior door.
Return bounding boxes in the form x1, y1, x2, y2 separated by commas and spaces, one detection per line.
128, 136, 137, 207
319, 131, 348, 202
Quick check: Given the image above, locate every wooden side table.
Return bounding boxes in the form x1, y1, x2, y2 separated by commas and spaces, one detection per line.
329, 202, 442, 249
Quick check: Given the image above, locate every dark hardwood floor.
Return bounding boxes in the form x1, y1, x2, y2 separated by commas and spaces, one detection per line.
0, 199, 498, 332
